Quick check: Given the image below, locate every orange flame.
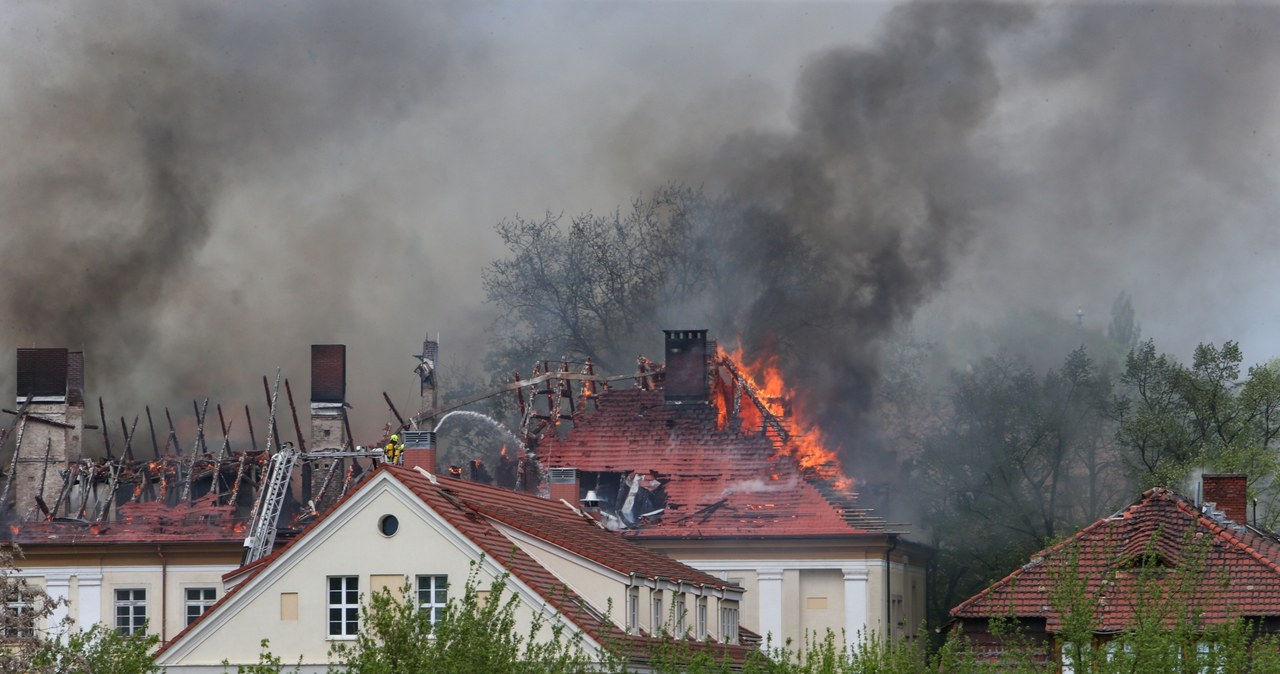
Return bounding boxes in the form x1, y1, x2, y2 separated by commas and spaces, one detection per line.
715, 345, 850, 488
8, 525, 19, 536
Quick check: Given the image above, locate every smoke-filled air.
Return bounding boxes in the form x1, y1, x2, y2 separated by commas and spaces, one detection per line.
5, 2, 1280, 526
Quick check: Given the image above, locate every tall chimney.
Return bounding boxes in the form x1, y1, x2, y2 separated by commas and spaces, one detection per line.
64, 352, 85, 462
401, 431, 437, 474
1202, 474, 1248, 525
663, 330, 708, 404
12, 349, 73, 518
309, 345, 348, 510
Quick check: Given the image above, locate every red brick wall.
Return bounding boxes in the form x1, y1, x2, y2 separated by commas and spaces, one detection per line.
549, 480, 579, 505
1203, 474, 1248, 525
403, 448, 436, 473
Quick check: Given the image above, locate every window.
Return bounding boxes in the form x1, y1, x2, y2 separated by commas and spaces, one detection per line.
673, 592, 686, 636
185, 587, 217, 626
328, 576, 359, 637
2, 590, 34, 639
416, 575, 448, 625
1060, 642, 1092, 674
626, 587, 640, 634
651, 590, 663, 634
115, 588, 147, 636
720, 601, 740, 644
696, 596, 708, 640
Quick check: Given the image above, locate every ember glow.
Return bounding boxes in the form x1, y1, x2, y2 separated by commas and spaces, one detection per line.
713, 345, 848, 487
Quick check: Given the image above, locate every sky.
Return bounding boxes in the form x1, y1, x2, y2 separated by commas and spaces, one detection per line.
3, 0, 1280, 450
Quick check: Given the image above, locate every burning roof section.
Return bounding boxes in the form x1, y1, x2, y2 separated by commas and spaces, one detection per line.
951, 487, 1280, 632
533, 335, 900, 538
1, 347, 378, 548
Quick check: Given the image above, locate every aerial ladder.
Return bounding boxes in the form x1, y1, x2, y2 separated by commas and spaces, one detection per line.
240, 372, 382, 565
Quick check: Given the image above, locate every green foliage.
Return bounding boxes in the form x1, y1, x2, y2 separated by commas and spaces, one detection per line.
917, 345, 1127, 627
326, 559, 591, 674
0, 544, 154, 674
916, 317, 1280, 631
29, 622, 160, 674
223, 638, 301, 673
1114, 339, 1280, 525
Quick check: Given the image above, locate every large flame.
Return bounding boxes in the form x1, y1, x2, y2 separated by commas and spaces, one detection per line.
714, 345, 848, 486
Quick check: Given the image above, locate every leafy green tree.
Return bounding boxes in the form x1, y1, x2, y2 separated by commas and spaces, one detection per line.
31, 622, 160, 674
224, 639, 301, 673
0, 544, 64, 673
1112, 339, 1198, 487
916, 347, 1125, 626
1113, 340, 1280, 525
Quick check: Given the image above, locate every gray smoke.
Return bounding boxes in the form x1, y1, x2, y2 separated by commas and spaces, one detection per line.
4, 0, 1280, 475
0, 1, 488, 436
649, 2, 1032, 477
642, 1, 1280, 490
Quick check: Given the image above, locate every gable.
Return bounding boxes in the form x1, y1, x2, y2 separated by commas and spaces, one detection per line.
952, 489, 1280, 632
157, 473, 597, 666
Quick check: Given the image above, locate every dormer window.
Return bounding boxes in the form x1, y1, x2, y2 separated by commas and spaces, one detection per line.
626, 587, 640, 634
720, 600, 740, 644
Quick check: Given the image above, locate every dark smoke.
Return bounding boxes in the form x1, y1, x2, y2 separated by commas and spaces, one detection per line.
655, 2, 1032, 479
5, 0, 1280, 480
641, 1, 1280, 498
0, 1, 484, 432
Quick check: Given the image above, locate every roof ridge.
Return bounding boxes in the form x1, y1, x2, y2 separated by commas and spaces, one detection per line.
1169, 494, 1280, 578
949, 489, 1158, 617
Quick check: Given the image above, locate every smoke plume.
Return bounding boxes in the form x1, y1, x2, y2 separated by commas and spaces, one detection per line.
4, 0, 1280, 483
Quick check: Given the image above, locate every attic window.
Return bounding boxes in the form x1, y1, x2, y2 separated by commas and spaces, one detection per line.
1118, 552, 1173, 575
378, 514, 399, 537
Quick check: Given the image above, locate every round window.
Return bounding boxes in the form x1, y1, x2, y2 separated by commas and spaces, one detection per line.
378, 514, 399, 537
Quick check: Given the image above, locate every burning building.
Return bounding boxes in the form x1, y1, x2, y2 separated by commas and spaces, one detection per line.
434, 330, 929, 648
0, 345, 379, 642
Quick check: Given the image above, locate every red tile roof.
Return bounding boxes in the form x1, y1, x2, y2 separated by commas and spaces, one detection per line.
157, 465, 757, 666
951, 487, 1280, 631
540, 388, 888, 538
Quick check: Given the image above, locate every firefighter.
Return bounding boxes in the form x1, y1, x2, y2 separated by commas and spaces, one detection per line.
385, 433, 404, 464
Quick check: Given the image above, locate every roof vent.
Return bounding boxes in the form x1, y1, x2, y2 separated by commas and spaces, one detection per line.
549, 468, 577, 484
402, 431, 436, 449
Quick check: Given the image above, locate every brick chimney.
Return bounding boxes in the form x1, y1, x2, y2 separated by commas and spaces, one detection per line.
401, 431, 436, 473
12, 348, 75, 517
309, 345, 348, 509
1202, 474, 1249, 525
548, 467, 580, 504
309, 345, 347, 450
663, 330, 708, 404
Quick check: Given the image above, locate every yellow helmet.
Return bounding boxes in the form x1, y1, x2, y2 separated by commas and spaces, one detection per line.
390, 434, 399, 442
